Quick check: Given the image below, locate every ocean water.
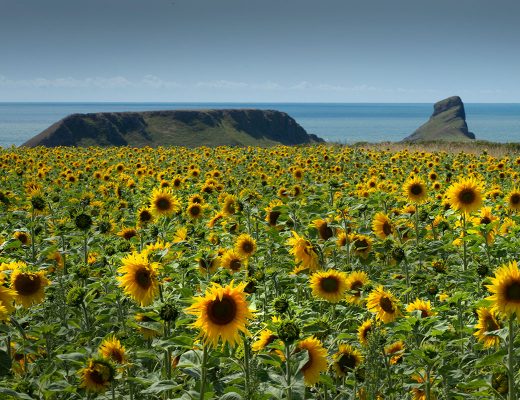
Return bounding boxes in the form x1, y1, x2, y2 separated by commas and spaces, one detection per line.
0, 102, 519, 148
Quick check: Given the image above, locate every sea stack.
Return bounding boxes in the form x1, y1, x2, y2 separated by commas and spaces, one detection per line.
402, 96, 476, 142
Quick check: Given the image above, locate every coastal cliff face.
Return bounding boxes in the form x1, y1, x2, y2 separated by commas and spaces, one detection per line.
403, 96, 476, 142
22, 109, 324, 148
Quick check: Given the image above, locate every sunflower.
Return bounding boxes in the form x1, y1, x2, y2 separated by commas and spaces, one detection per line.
137, 207, 154, 227
117, 252, 160, 306
333, 344, 363, 376
357, 319, 373, 346
309, 270, 348, 303
350, 234, 372, 259
117, 227, 137, 240
507, 189, 520, 211
486, 261, 520, 318
366, 286, 401, 323
149, 187, 180, 218
79, 358, 115, 393
313, 219, 333, 241
234, 233, 257, 258
345, 271, 370, 305
0, 286, 16, 313
0, 303, 9, 321
135, 313, 161, 339
473, 307, 501, 348
406, 298, 435, 318
403, 177, 427, 203
11, 269, 50, 308
186, 203, 204, 219
222, 195, 239, 216
252, 329, 278, 351
385, 341, 405, 365
287, 231, 320, 273
185, 281, 254, 348
297, 337, 328, 386
446, 177, 483, 214
372, 212, 394, 239
221, 250, 246, 273
99, 336, 127, 364
13, 231, 31, 246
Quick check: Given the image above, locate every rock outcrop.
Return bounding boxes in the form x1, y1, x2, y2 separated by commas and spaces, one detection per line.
22, 109, 324, 148
402, 96, 475, 142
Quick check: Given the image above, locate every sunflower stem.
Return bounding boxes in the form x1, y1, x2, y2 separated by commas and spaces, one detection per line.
285, 343, 292, 400
425, 367, 431, 400
83, 232, 88, 264
509, 316, 516, 400
462, 213, 467, 272
30, 209, 36, 263
199, 345, 208, 400
243, 335, 251, 399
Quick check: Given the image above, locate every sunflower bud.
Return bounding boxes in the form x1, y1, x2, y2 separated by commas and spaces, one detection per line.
244, 278, 257, 294
391, 246, 405, 262
66, 286, 86, 307
273, 295, 290, 314
159, 303, 179, 322
30, 195, 46, 211
117, 241, 131, 253
477, 263, 489, 277
491, 372, 508, 394
75, 213, 93, 231
421, 343, 438, 360
427, 284, 439, 296
277, 320, 300, 344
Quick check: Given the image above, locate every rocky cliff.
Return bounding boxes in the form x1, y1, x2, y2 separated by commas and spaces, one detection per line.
402, 96, 476, 142
22, 109, 324, 148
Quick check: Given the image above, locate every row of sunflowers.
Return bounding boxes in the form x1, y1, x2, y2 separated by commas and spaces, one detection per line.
0, 144, 519, 399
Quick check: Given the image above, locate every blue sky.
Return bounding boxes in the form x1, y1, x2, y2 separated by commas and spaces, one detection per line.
1, 0, 519, 102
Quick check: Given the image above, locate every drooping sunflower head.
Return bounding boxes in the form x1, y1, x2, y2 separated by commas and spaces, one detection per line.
79, 358, 115, 393
357, 319, 373, 346
99, 335, 127, 364
234, 233, 257, 259
185, 281, 255, 348
345, 271, 370, 305
222, 195, 239, 216
309, 270, 348, 303
297, 337, 328, 386
486, 261, 520, 318
350, 234, 372, 259
406, 298, 435, 318
366, 286, 401, 324
313, 219, 333, 241
507, 189, 520, 211
149, 187, 180, 218
372, 212, 394, 239
446, 177, 483, 214
13, 231, 31, 246
473, 307, 502, 348
333, 344, 363, 376
10, 267, 50, 308
385, 341, 405, 365
117, 252, 160, 306
251, 329, 278, 352
117, 227, 138, 240
403, 177, 427, 204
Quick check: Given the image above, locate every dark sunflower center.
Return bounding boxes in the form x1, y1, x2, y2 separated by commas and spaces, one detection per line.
241, 241, 254, 254
230, 259, 242, 271
420, 309, 429, 318
208, 296, 237, 325
156, 197, 171, 211
379, 296, 395, 313
190, 206, 201, 216
338, 353, 357, 372
410, 184, 423, 195
123, 230, 136, 239
319, 225, 333, 240
268, 211, 281, 225
511, 194, 520, 205
139, 211, 152, 223
383, 221, 393, 236
320, 277, 340, 293
350, 281, 363, 295
135, 268, 152, 289
110, 349, 124, 363
481, 216, 492, 224
505, 281, 520, 302
485, 317, 499, 332
89, 370, 106, 384
458, 189, 476, 205
354, 239, 368, 250
14, 274, 41, 296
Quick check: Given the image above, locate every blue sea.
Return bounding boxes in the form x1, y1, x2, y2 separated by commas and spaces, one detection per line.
1, 102, 519, 148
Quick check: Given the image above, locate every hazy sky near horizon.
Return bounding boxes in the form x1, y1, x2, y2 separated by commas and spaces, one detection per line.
1, 0, 519, 102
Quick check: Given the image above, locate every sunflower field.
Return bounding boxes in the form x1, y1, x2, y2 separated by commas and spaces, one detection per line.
0, 144, 520, 400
